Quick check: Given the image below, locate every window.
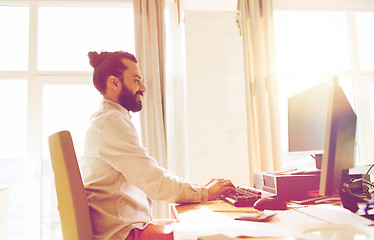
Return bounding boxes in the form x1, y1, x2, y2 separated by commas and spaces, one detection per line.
0, 80, 28, 159
38, 7, 135, 71
356, 12, 374, 71
0, 6, 29, 71
274, 11, 350, 74
0, 80, 28, 240
0, 2, 135, 239
273, 7, 374, 168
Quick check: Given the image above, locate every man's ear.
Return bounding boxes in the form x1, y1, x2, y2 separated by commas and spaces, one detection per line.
107, 75, 120, 91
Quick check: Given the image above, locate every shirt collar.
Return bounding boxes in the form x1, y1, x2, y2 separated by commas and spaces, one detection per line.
101, 99, 132, 119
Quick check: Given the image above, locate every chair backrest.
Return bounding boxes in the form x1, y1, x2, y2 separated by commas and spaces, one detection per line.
49, 131, 93, 240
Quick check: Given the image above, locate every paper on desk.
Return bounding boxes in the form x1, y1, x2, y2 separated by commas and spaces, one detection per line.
275, 204, 374, 228
231, 215, 289, 238
296, 204, 374, 226
173, 207, 289, 240
173, 207, 235, 240
275, 204, 374, 240
275, 207, 326, 227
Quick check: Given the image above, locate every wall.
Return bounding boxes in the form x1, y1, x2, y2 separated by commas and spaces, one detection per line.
184, 11, 250, 186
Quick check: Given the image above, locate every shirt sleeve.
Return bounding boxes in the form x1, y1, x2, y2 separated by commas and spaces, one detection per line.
99, 113, 208, 203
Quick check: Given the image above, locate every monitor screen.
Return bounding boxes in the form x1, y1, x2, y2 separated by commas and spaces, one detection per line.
319, 79, 357, 196
288, 81, 330, 154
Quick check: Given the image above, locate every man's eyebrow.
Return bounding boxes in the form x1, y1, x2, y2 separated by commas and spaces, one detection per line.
134, 75, 142, 79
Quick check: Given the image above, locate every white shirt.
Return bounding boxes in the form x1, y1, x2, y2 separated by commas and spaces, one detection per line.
81, 99, 208, 240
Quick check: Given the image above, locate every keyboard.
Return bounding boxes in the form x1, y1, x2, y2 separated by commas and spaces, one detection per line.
221, 186, 262, 207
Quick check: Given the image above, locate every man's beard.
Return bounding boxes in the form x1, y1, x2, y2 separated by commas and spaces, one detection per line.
118, 86, 143, 112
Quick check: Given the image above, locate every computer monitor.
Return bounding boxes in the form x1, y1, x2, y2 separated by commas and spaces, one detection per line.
319, 78, 357, 196
288, 77, 357, 196
288, 81, 330, 155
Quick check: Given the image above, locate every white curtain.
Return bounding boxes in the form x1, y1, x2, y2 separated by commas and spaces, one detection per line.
164, 1, 189, 179
238, 0, 283, 184
133, 0, 168, 218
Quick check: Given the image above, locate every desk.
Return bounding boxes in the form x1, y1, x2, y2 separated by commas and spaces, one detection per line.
172, 200, 374, 240
173, 201, 290, 240
175, 200, 273, 219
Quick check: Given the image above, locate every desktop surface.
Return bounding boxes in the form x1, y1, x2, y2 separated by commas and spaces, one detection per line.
174, 201, 291, 240
173, 200, 374, 240
175, 200, 261, 218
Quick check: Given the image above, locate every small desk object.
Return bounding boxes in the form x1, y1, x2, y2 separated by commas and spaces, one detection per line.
172, 200, 374, 240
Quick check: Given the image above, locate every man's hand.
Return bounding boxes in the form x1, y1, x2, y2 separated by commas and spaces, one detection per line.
204, 178, 236, 201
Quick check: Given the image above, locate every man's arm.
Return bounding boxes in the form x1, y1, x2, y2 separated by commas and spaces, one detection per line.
99, 114, 217, 203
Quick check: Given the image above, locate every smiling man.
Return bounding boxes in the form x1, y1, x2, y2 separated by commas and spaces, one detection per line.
81, 51, 235, 240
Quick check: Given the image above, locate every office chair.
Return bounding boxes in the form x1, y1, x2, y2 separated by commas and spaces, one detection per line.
49, 131, 93, 240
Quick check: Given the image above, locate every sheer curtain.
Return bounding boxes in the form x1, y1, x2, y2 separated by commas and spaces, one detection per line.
133, 0, 168, 218
164, 1, 189, 179
238, 0, 283, 184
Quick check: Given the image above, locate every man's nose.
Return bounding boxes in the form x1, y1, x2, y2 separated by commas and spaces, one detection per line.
139, 81, 146, 92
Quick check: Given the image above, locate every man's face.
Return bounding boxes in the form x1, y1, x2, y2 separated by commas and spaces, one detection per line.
118, 58, 146, 112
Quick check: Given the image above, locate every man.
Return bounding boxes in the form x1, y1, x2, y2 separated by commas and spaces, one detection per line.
81, 51, 235, 240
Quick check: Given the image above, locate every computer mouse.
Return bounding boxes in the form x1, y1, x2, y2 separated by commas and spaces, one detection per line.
253, 197, 287, 211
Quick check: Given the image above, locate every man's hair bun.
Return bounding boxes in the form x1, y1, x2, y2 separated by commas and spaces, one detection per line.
88, 51, 107, 68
